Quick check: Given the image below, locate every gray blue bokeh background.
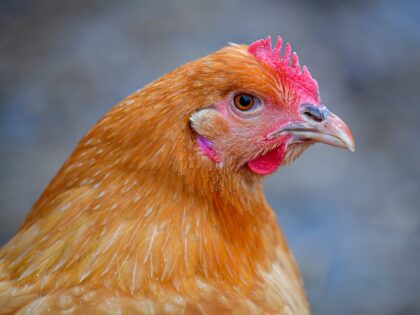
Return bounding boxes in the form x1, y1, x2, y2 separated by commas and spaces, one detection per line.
1, 0, 419, 314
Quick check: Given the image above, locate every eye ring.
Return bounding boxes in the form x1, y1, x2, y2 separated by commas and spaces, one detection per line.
233, 93, 255, 111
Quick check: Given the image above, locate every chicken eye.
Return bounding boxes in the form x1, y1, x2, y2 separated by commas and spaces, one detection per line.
233, 93, 255, 111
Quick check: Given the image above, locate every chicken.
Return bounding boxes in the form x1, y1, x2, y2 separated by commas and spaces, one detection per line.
0, 36, 354, 314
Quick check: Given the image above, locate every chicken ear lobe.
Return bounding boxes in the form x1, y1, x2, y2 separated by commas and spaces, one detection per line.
189, 108, 228, 140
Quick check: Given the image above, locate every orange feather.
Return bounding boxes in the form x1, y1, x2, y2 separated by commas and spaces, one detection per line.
0, 44, 310, 314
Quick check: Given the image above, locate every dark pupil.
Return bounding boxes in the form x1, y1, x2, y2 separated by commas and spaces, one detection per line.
239, 95, 251, 107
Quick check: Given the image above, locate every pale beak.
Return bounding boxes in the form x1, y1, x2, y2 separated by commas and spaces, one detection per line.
268, 104, 355, 152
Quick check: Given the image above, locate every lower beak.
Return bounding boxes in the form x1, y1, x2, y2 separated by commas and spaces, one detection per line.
269, 112, 355, 152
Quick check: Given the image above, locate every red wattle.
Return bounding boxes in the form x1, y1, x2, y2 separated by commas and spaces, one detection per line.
247, 144, 287, 175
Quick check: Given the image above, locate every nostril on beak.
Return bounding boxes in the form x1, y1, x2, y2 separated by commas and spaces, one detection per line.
304, 110, 323, 122
301, 103, 327, 123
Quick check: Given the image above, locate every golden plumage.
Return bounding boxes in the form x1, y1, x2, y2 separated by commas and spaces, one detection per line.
0, 43, 315, 314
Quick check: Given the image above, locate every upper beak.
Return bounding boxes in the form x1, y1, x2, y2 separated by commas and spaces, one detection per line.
268, 104, 355, 152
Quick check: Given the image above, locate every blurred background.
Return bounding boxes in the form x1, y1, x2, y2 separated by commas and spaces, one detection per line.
0, 0, 419, 314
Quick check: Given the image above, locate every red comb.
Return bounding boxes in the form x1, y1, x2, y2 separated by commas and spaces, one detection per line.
248, 36, 320, 103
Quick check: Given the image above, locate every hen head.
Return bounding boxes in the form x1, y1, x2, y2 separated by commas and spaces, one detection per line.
189, 36, 354, 176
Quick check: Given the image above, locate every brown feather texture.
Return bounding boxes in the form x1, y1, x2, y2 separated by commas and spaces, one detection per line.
0, 43, 312, 314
